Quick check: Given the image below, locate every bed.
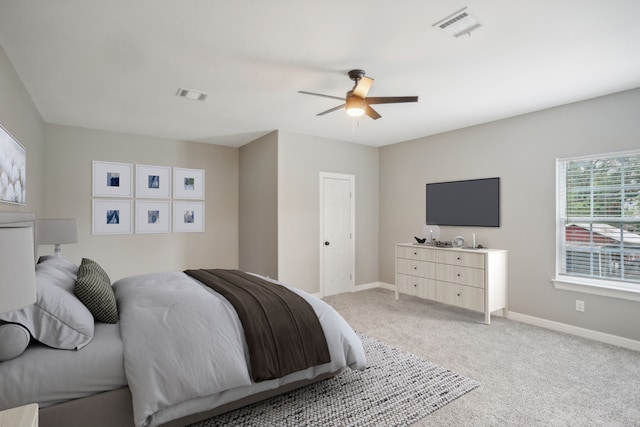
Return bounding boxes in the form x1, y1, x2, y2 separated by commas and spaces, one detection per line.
0, 212, 366, 427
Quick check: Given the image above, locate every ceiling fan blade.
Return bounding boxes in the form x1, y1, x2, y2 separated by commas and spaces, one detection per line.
352, 77, 374, 98
365, 105, 381, 120
366, 96, 418, 105
317, 104, 345, 116
298, 91, 345, 101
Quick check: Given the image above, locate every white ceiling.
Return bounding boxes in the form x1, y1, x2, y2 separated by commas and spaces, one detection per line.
1, 1, 639, 148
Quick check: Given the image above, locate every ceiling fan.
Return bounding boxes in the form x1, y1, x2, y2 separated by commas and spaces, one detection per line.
298, 69, 418, 120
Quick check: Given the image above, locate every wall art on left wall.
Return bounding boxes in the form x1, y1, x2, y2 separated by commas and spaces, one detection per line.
93, 199, 133, 235
0, 124, 26, 204
93, 161, 133, 197
173, 201, 204, 232
135, 200, 171, 234
136, 164, 171, 199
173, 167, 204, 200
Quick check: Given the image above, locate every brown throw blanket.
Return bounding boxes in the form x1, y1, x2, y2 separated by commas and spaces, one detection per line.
183, 269, 331, 382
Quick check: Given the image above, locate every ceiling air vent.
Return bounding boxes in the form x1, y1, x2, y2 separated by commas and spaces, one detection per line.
433, 7, 481, 38
175, 88, 208, 101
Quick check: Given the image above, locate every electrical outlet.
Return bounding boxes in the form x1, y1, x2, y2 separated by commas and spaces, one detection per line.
575, 300, 585, 312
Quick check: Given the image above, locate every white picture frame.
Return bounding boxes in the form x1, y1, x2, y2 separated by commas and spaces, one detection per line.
135, 200, 171, 234
173, 201, 204, 232
0, 123, 26, 204
173, 167, 205, 200
92, 199, 133, 235
93, 161, 133, 197
136, 164, 171, 199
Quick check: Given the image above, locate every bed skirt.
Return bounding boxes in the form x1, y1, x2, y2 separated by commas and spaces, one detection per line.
39, 371, 339, 427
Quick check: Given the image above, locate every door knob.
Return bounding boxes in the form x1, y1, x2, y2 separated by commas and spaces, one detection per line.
324, 241, 330, 246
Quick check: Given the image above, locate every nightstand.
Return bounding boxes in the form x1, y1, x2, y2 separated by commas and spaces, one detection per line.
0, 403, 38, 427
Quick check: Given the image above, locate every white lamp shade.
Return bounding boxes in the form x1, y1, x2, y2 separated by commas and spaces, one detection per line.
37, 218, 78, 245
0, 227, 37, 314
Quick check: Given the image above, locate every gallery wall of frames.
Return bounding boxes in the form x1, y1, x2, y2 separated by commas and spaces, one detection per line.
92, 161, 205, 235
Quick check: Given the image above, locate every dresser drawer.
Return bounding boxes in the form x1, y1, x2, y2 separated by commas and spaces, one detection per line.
397, 246, 434, 262
397, 258, 435, 278
435, 282, 484, 312
397, 274, 436, 299
435, 250, 484, 268
436, 264, 485, 288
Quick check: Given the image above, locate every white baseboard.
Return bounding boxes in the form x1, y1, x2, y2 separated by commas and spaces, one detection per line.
355, 281, 395, 292
314, 282, 393, 298
507, 311, 640, 352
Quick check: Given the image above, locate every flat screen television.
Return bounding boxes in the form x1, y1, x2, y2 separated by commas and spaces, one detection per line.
426, 177, 500, 227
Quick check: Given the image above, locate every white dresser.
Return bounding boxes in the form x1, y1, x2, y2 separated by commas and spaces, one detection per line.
395, 243, 507, 324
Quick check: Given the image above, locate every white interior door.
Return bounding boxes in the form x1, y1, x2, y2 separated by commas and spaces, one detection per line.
320, 173, 355, 297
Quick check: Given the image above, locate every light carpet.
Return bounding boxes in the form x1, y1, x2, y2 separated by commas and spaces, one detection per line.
191, 333, 480, 427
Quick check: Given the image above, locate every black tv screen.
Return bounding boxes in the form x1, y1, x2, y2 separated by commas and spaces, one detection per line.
426, 178, 500, 227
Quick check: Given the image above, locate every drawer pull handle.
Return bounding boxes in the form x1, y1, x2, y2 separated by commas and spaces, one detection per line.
414, 252, 417, 255
414, 267, 417, 270
457, 257, 461, 260
457, 273, 461, 277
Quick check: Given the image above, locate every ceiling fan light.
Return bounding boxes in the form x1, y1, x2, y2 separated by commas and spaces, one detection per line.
345, 96, 365, 117
346, 107, 365, 117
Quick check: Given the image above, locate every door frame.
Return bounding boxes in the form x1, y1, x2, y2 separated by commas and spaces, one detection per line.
319, 172, 355, 298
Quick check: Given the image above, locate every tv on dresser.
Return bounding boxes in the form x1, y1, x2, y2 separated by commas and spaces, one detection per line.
426, 177, 500, 227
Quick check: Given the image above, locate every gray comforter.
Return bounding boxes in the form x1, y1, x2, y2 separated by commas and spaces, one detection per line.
113, 271, 366, 427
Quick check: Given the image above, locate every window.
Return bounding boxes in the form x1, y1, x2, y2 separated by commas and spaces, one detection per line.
555, 150, 640, 300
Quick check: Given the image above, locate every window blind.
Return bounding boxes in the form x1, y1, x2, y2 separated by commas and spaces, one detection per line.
557, 151, 640, 285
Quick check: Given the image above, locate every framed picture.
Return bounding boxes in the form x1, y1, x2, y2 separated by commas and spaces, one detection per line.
135, 201, 171, 234
93, 161, 133, 197
173, 201, 204, 232
173, 167, 205, 200
92, 199, 133, 235
136, 164, 171, 198
0, 124, 26, 204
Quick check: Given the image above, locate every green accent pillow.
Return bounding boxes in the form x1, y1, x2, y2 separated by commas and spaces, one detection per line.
74, 258, 118, 324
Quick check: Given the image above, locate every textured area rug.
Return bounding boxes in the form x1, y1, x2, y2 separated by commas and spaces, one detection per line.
191, 333, 479, 426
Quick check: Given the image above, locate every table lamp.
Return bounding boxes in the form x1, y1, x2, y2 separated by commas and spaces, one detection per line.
36, 218, 78, 256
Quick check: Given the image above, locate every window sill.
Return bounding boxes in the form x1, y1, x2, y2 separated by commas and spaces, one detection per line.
551, 277, 640, 302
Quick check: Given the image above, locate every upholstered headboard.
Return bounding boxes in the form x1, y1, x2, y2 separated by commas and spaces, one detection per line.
0, 211, 36, 228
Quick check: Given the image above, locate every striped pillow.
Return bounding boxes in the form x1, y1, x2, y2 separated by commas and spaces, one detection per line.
74, 258, 118, 324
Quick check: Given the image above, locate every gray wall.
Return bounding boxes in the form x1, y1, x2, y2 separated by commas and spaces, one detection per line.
379, 88, 640, 341
278, 131, 379, 294
42, 124, 239, 281
5, 39, 639, 342
239, 131, 278, 279
0, 45, 45, 215
1, 42, 241, 285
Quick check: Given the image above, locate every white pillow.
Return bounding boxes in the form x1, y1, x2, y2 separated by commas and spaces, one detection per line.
0, 322, 30, 361
0, 269, 94, 350
37, 255, 78, 276
36, 256, 78, 291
